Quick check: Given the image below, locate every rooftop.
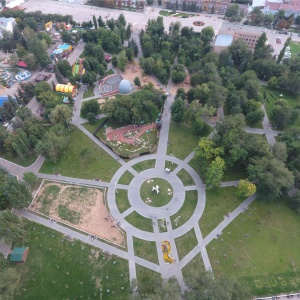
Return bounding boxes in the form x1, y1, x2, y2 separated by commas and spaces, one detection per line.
219, 22, 267, 35
214, 34, 233, 46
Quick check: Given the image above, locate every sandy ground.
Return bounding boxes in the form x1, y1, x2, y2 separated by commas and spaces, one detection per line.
31, 182, 124, 245
121, 62, 191, 95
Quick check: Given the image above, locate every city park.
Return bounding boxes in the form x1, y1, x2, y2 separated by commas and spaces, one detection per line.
0, 7, 300, 300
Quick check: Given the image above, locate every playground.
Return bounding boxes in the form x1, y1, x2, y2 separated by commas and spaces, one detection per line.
30, 181, 124, 245
72, 58, 85, 76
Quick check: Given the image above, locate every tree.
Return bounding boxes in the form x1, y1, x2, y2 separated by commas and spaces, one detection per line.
237, 179, 256, 197
171, 64, 186, 84
206, 157, 225, 189
272, 142, 288, 163
3, 177, 32, 208
35, 125, 68, 162
0, 210, 25, 243
118, 13, 126, 27
270, 101, 295, 129
49, 105, 73, 127
247, 157, 294, 201
134, 77, 141, 88
22, 171, 37, 189
195, 138, 223, 160
225, 4, 242, 22
117, 50, 128, 71
112, 54, 118, 67
81, 99, 100, 117
200, 26, 215, 45
246, 109, 264, 125
92, 15, 97, 29
171, 97, 186, 123
86, 112, 96, 123
34, 81, 52, 100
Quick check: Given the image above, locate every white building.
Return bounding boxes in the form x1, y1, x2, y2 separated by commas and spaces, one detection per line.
0, 17, 15, 38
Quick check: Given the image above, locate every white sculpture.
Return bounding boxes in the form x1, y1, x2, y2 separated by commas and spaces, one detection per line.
152, 185, 160, 194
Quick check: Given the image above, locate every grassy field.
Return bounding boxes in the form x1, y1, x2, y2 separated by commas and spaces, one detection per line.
39, 126, 120, 182
182, 253, 205, 281
132, 159, 155, 172
165, 160, 178, 172
116, 190, 131, 213
136, 265, 162, 295
175, 228, 198, 260
290, 41, 300, 57
177, 168, 195, 186
82, 118, 107, 134
83, 86, 95, 98
13, 221, 129, 300
188, 157, 204, 181
140, 178, 173, 207
261, 85, 300, 128
171, 190, 198, 229
167, 122, 199, 160
125, 211, 154, 232
207, 196, 300, 296
133, 237, 159, 264
0, 151, 39, 167
199, 186, 246, 238
118, 171, 134, 185
222, 162, 248, 182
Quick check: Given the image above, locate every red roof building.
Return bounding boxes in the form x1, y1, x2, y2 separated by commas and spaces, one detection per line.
17, 61, 27, 68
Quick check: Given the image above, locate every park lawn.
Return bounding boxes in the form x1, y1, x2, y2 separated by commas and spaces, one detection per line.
182, 253, 205, 281
118, 171, 134, 185
13, 221, 130, 300
175, 228, 198, 261
125, 211, 154, 232
82, 118, 106, 134
132, 159, 155, 172
105, 69, 115, 76
133, 237, 159, 264
140, 178, 173, 207
0, 151, 39, 167
177, 168, 195, 186
290, 41, 300, 57
136, 265, 162, 295
83, 86, 95, 98
116, 190, 131, 213
261, 85, 300, 128
167, 122, 199, 160
165, 160, 178, 172
199, 186, 246, 238
171, 190, 198, 229
159, 10, 172, 16
39, 126, 120, 182
188, 156, 204, 181
246, 119, 263, 129
207, 196, 300, 296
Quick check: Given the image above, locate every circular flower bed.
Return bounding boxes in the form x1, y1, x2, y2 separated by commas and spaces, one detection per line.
193, 21, 205, 26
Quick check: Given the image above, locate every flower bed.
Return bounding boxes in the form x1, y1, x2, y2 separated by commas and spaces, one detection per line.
161, 240, 174, 264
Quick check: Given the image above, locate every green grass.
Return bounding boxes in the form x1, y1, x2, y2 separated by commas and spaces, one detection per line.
188, 156, 204, 181
175, 228, 198, 260
177, 168, 195, 186
167, 122, 199, 160
165, 160, 178, 172
182, 253, 205, 281
136, 265, 162, 295
246, 119, 263, 129
105, 69, 115, 76
125, 211, 154, 232
199, 186, 246, 238
39, 126, 120, 182
132, 159, 155, 173
171, 190, 198, 229
0, 151, 39, 167
82, 118, 106, 134
118, 171, 134, 185
158, 218, 168, 233
13, 221, 130, 300
261, 85, 300, 128
290, 41, 300, 57
140, 178, 173, 207
37, 184, 60, 215
57, 204, 81, 224
83, 86, 95, 98
133, 237, 158, 264
159, 10, 172, 16
207, 196, 300, 296
116, 190, 131, 213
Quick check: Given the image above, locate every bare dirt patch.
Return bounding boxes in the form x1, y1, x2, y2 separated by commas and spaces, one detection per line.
30, 181, 123, 245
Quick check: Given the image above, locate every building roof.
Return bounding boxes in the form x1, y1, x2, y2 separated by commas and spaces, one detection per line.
264, 0, 300, 11
215, 34, 233, 46
219, 22, 267, 35
57, 44, 71, 50
34, 74, 47, 82
119, 80, 134, 94
17, 61, 27, 68
5, 0, 24, 9
10, 247, 28, 262
0, 17, 14, 28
